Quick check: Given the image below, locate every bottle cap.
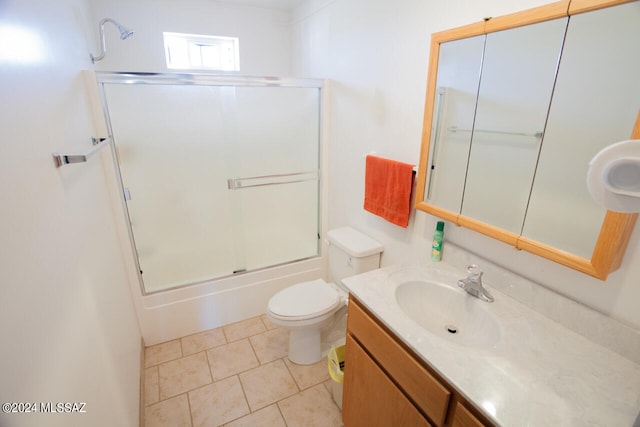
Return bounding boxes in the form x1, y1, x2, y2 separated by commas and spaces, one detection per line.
436, 221, 444, 231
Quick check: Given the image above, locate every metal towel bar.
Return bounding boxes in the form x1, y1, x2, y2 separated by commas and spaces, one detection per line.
53, 137, 111, 168
447, 126, 543, 139
364, 152, 417, 173
227, 170, 319, 190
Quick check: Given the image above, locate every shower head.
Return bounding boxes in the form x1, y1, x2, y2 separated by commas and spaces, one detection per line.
90, 18, 135, 63
115, 23, 135, 40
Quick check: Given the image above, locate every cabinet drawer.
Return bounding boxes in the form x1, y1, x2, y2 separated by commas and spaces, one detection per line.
347, 297, 451, 426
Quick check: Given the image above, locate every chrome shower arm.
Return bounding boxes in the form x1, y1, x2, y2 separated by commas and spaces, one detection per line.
90, 18, 134, 63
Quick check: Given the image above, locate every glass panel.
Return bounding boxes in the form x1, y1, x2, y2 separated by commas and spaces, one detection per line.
424, 35, 485, 213
522, 2, 640, 258
461, 18, 567, 233
226, 86, 320, 272
103, 83, 320, 292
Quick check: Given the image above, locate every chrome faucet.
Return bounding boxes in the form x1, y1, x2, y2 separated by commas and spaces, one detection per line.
457, 264, 494, 303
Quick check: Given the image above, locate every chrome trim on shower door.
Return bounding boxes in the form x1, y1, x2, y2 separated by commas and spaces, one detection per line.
95, 71, 323, 89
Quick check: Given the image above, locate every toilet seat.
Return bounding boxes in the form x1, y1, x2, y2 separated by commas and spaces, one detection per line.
268, 279, 341, 322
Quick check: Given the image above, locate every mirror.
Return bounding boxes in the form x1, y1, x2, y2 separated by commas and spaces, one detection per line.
522, 1, 640, 258
425, 35, 484, 214
416, 0, 639, 280
461, 17, 567, 234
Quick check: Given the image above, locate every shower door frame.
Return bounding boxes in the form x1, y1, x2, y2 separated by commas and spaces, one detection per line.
95, 71, 325, 295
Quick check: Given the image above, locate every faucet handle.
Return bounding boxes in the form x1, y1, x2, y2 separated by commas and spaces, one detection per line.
461, 264, 494, 302
466, 264, 482, 277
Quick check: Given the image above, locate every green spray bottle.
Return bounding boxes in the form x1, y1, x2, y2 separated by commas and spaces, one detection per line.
431, 221, 445, 262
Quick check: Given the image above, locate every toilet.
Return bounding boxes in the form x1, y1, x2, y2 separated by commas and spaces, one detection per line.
267, 227, 383, 365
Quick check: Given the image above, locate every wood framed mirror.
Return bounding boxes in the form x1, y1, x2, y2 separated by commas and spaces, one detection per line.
415, 0, 639, 280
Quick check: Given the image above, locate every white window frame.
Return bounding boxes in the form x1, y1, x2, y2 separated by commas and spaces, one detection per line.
163, 32, 240, 71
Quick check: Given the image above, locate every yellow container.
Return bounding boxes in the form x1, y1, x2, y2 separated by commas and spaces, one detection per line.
328, 344, 346, 382
328, 344, 346, 409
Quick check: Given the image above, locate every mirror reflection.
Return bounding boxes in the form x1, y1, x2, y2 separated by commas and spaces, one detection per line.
425, 35, 484, 213
522, 1, 640, 257
461, 18, 567, 234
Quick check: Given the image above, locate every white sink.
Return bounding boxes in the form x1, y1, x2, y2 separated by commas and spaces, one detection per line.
394, 279, 502, 349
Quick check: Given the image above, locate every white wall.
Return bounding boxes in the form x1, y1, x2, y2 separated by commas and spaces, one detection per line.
291, 0, 640, 330
0, 1, 141, 426
87, 0, 293, 75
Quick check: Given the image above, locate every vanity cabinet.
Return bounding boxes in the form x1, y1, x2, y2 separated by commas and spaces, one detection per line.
343, 296, 492, 427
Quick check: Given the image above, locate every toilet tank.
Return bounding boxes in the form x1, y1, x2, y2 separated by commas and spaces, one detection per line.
326, 227, 383, 284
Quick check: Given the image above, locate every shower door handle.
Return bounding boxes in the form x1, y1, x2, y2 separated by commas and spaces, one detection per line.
227, 170, 319, 190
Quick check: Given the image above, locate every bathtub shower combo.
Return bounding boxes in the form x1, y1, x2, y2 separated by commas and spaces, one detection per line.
96, 72, 323, 295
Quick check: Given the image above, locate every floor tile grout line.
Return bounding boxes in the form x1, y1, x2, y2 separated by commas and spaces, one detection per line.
272, 382, 337, 426
210, 323, 286, 418
179, 336, 186, 357
247, 331, 267, 367
144, 339, 183, 369
149, 365, 160, 406
222, 316, 271, 343
221, 326, 231, 344
234, 371, 254, 422
182, 333, 229, 359
181, 326, 227, 342
203, 347, 216, 383
282, 357, 304, 393
276, 400, 290, 427
184, 391, 195, 427
182, 367, 247, 425
260, 314, 275, 331
154, 350, 214, 404
238, 358, 300, 415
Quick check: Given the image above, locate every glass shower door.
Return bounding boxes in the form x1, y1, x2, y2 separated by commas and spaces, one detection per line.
103, 81, 321, 293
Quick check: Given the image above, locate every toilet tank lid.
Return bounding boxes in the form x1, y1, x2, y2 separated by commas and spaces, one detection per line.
327, 227, 383, 258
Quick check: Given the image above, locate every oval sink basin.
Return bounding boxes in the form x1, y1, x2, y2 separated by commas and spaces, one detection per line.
395, 280, 501, 348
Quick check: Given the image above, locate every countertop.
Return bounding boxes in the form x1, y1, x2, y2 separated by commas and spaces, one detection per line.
342, 263, 640, 426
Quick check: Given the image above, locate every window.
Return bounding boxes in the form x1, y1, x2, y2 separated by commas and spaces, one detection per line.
163, 32, 240, 71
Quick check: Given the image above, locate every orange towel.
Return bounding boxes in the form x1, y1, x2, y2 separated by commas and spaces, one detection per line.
364, 155, 414, 227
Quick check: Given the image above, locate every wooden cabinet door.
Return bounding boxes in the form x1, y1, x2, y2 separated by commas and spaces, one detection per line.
347, 298, 450, 424
450, 401, 486, 427
342, 334, 433, 427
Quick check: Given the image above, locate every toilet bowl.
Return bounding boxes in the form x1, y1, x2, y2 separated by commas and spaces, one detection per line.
267, 279, 347, 365
266, 227, 383, 365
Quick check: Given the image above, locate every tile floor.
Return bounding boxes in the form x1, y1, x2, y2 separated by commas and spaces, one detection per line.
143, 314, 344, 427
